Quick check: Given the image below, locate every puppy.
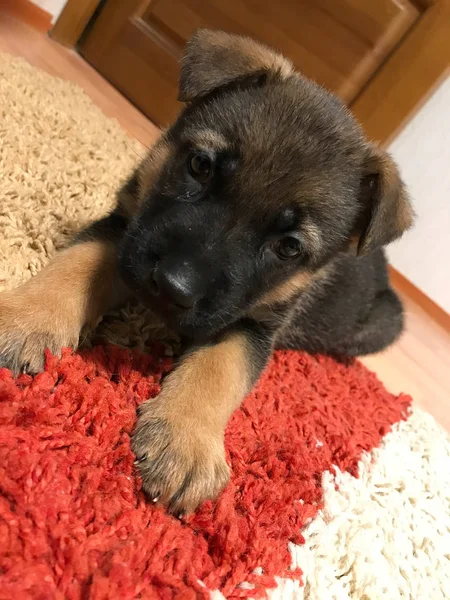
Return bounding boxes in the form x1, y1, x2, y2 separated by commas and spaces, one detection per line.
0, 30, 413, 514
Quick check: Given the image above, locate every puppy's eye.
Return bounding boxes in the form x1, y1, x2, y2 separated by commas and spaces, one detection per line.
273, 236, 302, 260
187, 152, 212, 183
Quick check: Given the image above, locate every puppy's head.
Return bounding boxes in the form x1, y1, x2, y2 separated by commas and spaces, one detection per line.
119, 30, 413, 340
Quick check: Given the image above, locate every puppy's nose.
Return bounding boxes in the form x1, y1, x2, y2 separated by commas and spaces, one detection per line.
153, 262, 203, 309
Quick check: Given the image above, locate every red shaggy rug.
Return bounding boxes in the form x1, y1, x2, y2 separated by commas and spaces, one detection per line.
0, 345, 410, 599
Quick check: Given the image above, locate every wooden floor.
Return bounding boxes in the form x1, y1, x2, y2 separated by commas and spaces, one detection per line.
1, 13, 449, 430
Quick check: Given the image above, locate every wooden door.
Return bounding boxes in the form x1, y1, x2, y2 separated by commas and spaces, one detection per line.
79, 0, 419, 126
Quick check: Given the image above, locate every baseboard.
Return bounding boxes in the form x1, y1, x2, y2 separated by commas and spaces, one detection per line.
389, 266, 450, 332
1, 0, 53, 33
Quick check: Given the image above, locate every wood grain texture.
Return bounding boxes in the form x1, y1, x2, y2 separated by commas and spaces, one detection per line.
49, 0, 101, 47
409, 0, 437, 10
352, 0, 450, 146
79, 0, 419, 126
1, 14, 449, 431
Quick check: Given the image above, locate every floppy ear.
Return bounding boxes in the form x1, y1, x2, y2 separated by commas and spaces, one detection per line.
356, 145, 414, 256
178, 29, 293, 102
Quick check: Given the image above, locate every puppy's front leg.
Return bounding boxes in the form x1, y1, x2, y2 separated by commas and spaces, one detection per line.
0, 214, 127, 375
133, 324, 272, 514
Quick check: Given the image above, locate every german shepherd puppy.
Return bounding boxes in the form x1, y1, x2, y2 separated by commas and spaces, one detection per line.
0, 30, 413, 514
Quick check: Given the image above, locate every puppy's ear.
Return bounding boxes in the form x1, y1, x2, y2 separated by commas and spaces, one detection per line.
178, 29, 293, 102
356, 145, 414, 256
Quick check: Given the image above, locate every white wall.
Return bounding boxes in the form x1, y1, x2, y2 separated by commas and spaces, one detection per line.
31, 0, 67, 23
387, 75, 450, 314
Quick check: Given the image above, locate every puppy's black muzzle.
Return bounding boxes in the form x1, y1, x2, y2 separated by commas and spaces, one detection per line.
152, 258, 208, 310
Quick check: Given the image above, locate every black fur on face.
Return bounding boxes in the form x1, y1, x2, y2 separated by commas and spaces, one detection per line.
118, 30, 412, 342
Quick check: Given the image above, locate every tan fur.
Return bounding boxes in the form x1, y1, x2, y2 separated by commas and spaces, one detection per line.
358, 146, 414, 255
116, 135, 174, 219
179, 29, 293, 102
165, 332, 250, 426
255, 271, 314, 308
117, 179, 141, 219
187, 129, 229, 152
205, 30, 294, 80
0, 240, 121, 373
132, 332, 250, 513
138, 136, 173, 200
302, 219, 323, 254
381, 155, 414, 234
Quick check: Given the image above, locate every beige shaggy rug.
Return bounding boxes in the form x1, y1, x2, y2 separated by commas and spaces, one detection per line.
0, 53, 449, 599
0, 53, 174, 351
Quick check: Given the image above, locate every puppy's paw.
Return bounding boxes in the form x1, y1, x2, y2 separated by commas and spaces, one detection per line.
132, 400, 230, 515
0, 293, 79, 375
